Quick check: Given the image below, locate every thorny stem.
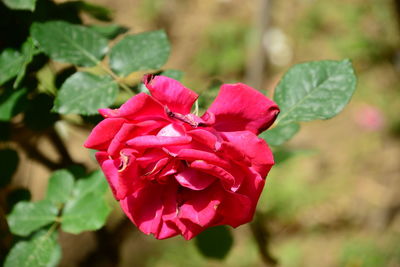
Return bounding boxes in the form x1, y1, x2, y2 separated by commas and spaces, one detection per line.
98, 62, 135, 96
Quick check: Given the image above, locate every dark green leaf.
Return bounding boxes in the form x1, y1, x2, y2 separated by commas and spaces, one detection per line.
61, 170, 110, 234
2, 0, 36, 11
110, 30, 170, 76
53, 72, 118, 115
74, 1, 113, 21
0, 149, 19, 188
31, 21, 109, 67
0, 49, 23, 85
260, 123, 300, 146
195, 225, 233, 260
0, 88, 28, 121
161, 69, 183, 81
6, 188, 31, 213
90, 24, 128, 39
7, 200, 58, 236
46, 170, 75, 206
274, 59, 357, 124
14, 38, 37, 88
4, 230, 61, 267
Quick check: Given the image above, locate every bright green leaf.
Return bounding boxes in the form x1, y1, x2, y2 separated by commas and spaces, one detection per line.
274, 59, 357, 124
260, 123, 300, 146
46, 169, 75, 206
0, 149, 19, 188
2, 0, 36, 11
14, 38, 37, 89
89, 24, 128, 39
0, 88, 27, 121
161, 69, 183, 81
53, 72, 118, 115
4, 230, 61, 267
110, 30, 170, 76
0, 49, 23, 85
31, 21, 109, 67
7, 200, 58, 236
61, 170, 110, 234
195, 225, 233, 259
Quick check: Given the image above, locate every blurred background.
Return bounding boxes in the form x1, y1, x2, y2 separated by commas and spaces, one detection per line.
5, 0, 400, 266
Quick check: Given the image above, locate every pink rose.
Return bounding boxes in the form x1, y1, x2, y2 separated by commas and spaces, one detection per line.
84, 75, 279, 240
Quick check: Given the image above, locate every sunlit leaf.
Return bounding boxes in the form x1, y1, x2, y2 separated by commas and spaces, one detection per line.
61, 170, 110, 234
110, 30, 170, 76
4, 230, 61, 267
46, 169, 75, 206
31, 21, 108, 67
90, 24, 128, 39
0, 49, 23, 85
195, 225, 233, 259
260, 123, 300, 146
7, 200, 58, 236
0, 88, 28, 121
2, 0, 36, 11
53, 72, 118, 115
274, 59, 357, 124
14, 38, 37, 88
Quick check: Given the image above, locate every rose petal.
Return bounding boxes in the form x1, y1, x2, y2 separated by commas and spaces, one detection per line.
84, 118, 126, 150
144, 75, 198, 114
176, 148, 230, 169
187, 129, 218, 150
99, 93, 165, 121
218, 191, 253, 227
222, 131, 274, 177
207, 83, 279, 134
190, 160, 237, 192
175, 168, 216, 190
126, 135, 192, 148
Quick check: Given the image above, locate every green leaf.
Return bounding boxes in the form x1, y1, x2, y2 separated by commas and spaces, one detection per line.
7, 200, 58, 236
31, 21, 109, 67
53, 72, 118, 115
89, 24, 128, 39
74, 1, 113, 21
260, 123, 300, 146
274, 59, 357, 124
2, 0, 37, 11
61, 170, 110, 234
195, 225, 233, 259
0, 148, 19, 188
110, 30, 170, 76
0, 88, 28, 121
46, 170, 75, 206
0, 49, 23, 85
161, 69, 183, 81
14, 38, 37, 89
4, 230, 61, 267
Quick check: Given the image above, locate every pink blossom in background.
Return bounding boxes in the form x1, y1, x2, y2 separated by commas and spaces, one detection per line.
354, 104, 385, 131
84, 75, 279, 240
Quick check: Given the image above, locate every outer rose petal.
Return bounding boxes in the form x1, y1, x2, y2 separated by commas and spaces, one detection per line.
144, 75, 198, 114
175, 168, 216, 190
84, 118, 126, 151
207, 83, 279, 134
99, 93, 165, 121
221, 131, 274, 178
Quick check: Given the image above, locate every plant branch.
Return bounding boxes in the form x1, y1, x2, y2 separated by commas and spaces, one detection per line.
98, 63, 135, 96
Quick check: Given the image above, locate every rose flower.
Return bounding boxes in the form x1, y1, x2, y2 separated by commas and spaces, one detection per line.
84, 75, 279, 240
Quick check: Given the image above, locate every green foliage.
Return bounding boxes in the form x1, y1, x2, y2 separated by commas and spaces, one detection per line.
31, 21, 109, 67
109, 30, 170, 76
89, 24, 128, 39
274, 59, 357, 124
7, 200, 59, 236
46, 170, 74, 206
61, 170, 110, 234
195, 226, 233, 259
260, 123, 300, 146
4, 230, 61, 267
0, 49, 24, 85
0, 88, 27, 121
53, 72, 118, 115
14, 38, 37, 88
161, 69, 184, 81
2, 0, 37, 11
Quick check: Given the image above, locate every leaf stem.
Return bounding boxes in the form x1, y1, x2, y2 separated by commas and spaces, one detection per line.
98, 63, 134, 96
